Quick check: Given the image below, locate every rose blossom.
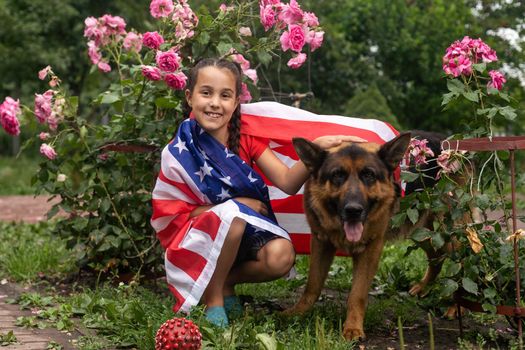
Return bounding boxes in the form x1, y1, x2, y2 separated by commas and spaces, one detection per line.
34, 90, 54, 124
150, 0, 174, 18
87, 41, 102, 65
219, 3, 234, 12
487, 70, 506, 91
141, 66, 163, 81
436, 150, 461, 178
259, 4, 276, 31
407, 138, 434, 165
165, 72, 187, 90
239, 27, 252, 37
100, 14, 126, 37
280, 24, 306, 53
278, 0, 304, 25
123, 32, 143, 52
244, 69, 258, 83
39, 132, 50, 140
232, 54, 250, 71
40, 143, 57, 160
156, 50, 181, 72
287, 53, 307, 69
57, 174, 67, 182
306, 30, 324, 52
303, 12, 319, 27
240, 83, 252, 103
142, 31, 164, 49
0, 97, 21, 136
97, 61, 111, 73
38, 66, 52, 80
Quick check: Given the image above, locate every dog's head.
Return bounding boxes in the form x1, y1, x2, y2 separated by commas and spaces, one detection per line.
292, 133, 411, 243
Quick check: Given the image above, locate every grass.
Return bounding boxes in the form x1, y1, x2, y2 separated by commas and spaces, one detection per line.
1, 222, 523, 349
0, 156, 40, 195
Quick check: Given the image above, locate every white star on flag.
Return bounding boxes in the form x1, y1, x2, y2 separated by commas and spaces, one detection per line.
217, 188, 231, 201
174, 137, 188, 154
194, 170, 205, 182
220, 176, 232, 186
200, 162, 213, 177
225, 148, 235, 158
248, 172, 258, 183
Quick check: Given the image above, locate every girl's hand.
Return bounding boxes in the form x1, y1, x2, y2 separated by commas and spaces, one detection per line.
313, 135, 367, 150
235, 197, 269, 216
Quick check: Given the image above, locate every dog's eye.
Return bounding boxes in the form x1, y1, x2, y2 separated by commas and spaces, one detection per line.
330, 169, 348, 186
360, 168, 376, 184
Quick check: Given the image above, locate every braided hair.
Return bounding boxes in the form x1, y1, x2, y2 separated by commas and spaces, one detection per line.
183, 58, 244, 155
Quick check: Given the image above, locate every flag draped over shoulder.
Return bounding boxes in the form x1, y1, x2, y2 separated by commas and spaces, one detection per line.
240, 102, 399, 254
151, 117, 289, 313
151, 101, 398, 313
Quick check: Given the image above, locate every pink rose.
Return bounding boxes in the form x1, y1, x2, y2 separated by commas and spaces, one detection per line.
141, 66, 163, 81
306, 30, 324, 52
38, 66, 52, 80
239, 27, 252, 37
244, 69, 258, 83
100, 15, 127, 36
287, 53, 307, 69
240, 83, 252, 103
278, 0, 304, 25
123, 32, 143, 52
150, 0, 174, 18
219, 3, 234, 12
487, 70, 506, 91
142, 31, 165, 49
34, 90, 54, 124
443, 55, 472, 77
303, 12, 319, 27
0, 97, 21, 136
407, 138, 434, 165
39, 132, 50, 140
259, 4, 276, 31
97, 61, 111, 73
40, 143, 57, 160
436, 150, 461, 179
87, 41, 102, 65
165, 72, 187, 90
156, 50, 181, 72
280, 24, 305, 53
232, 54, 250, 71
84, 16, 103, 44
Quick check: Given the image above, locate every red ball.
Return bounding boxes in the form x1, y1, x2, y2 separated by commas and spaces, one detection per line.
155, 317, 202, 350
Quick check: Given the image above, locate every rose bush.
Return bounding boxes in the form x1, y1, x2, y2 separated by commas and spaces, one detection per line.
396, 36, 524, 313
0, 0, 324, 275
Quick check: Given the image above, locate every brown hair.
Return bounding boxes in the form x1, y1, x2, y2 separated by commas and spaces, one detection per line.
183, 58, 243, 155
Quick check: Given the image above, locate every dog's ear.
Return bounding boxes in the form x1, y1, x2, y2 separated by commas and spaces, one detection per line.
378, 132, 411, 171
292, 137, 327, 173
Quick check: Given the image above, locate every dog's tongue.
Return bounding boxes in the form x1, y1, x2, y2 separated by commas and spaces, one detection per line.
344, 222, 363, 242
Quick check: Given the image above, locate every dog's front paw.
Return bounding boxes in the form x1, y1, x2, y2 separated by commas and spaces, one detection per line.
342, 326, 365, 341
408, 282, 425, 296
280, 302, 312, 316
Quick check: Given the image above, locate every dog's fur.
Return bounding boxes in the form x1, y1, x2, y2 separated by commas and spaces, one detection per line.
283, 131, 451, 340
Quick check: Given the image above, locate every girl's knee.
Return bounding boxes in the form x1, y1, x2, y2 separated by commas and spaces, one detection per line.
260, 239, 295, 276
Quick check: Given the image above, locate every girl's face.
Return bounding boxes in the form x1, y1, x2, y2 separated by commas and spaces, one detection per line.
185, 66, 240, 145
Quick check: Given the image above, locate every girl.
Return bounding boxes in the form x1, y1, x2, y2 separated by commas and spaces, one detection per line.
151, 58, 364, 327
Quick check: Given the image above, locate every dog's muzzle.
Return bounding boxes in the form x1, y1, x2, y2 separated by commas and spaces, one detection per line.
342, 203, 366, 242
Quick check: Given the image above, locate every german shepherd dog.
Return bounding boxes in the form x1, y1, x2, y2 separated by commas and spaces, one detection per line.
283, 131, 446, 340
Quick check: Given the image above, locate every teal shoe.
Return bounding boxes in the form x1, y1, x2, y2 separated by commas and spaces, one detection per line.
205, 306, 229, 327
224, 295, 243, 319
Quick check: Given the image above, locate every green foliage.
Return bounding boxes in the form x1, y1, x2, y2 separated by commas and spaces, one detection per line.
0, 330, 17, 346
0, 222, 75, 281
0, 156, 39, 194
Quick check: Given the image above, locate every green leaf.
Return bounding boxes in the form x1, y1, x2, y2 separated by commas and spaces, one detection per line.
447, 79, 465, 93
390, 212, 407, 228
441, 91, 458, 106
462, 91, 479, 102
462, 277, 478, 295
400, 171, 419, 182
411, 227, 431, 242
472, 62, 486, 73
482, 303, 497, 313
440, 278, 458, 297
216, 42, 233, 56
100, 92, 121, 104
499, 106, 517, 121
154, 97, 179, 109
80, 126, 88, 139
256, 333, 278, 350
197, 32, 210, 45
257, 50, 273, 66
445, 262, 461, 277
483, 288, 497, 299
430, 232, 444, 249
407, 208, 419, 224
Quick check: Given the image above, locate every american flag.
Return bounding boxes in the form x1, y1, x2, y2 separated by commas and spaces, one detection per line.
151, 101, 398, 313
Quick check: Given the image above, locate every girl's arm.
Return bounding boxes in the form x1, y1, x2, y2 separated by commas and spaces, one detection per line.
255, 135, 366, 195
